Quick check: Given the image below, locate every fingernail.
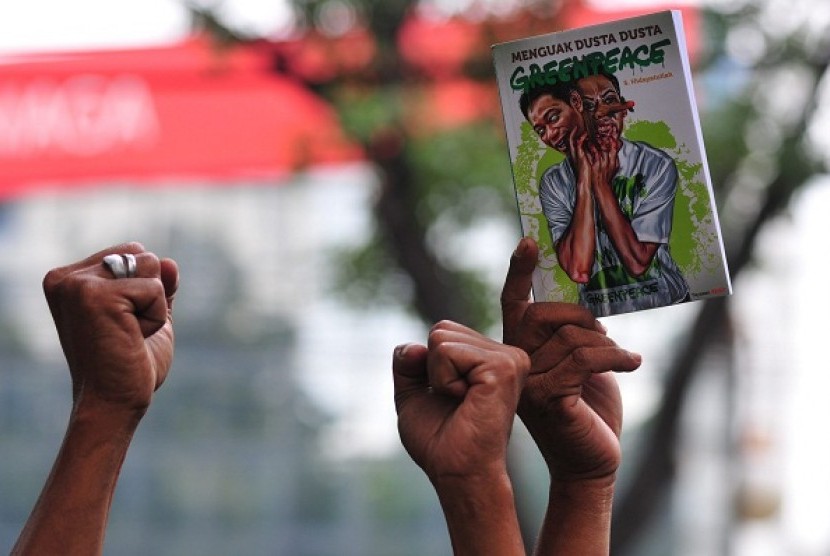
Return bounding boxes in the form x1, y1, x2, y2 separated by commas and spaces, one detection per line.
513, 237, 528, 257
394, 343, 412, 359
596, 320, 607, 334
630, 352, 642, 365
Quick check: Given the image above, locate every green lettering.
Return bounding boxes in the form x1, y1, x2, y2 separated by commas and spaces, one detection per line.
585, 52, 605, 75
619, 45, 649, 71
541, 60, 559, 85
557, 57, 574, 83
603, 47, 620, 73
510, 66, 528, 91
508, 38, 674, 92
649, 38, 672, 65
571, 56, 591, 80
528, 63, 549, 90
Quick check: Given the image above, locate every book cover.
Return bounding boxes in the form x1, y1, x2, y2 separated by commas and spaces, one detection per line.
492, 10, 731, 317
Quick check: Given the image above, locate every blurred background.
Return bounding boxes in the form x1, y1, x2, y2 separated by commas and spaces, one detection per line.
1, 0, 829, 554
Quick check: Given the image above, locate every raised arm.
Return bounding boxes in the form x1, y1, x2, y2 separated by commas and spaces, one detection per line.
393, 320, 530, 556
501, 237, 641, 555
12, 243, 178, 556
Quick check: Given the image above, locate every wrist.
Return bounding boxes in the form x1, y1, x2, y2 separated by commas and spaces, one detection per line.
71, 392, 146, 434
433, 471, 525, 556
534, 476, 616, 556
546, 459, 619, 483
549, 467, 617, 515
548, 473, 616, 510
432, 467, 513, 500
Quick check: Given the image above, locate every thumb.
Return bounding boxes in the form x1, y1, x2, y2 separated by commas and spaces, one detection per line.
500, 237, 537, 335
159, 258, 179, 316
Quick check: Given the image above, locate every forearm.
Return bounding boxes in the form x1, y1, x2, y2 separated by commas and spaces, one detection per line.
12, 401, 142, 556
532, 476, 615, 556
434, 472, 526, 556
592, 186, 655, 276
556, 182, 596, 283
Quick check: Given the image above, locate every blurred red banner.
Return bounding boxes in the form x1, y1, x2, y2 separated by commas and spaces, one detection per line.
0, 37, 361, 200
0, 4, 698, 201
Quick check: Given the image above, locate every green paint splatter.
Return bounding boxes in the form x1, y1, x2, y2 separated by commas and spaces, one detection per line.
624, 120, 677, 150
611, 174, 645, 220
624, 119, 721, 280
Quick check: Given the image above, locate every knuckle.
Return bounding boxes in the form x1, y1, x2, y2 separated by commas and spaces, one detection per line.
46, 273, 100, 315
508, 346, 531, 373
427, 320, 455, 345
432, 340, 454, 359
430, 320, 453, 334
522, 304, 545, 328
492, 347, 530, 380
41, 267, 65, 296
72, 278, 102, 308
122, 241, 146, 253
569, 346, 593, 369
558, 324, 581, 343
142, 252, 161, 275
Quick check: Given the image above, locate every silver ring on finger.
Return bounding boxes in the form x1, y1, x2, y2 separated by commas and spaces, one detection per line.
123, 253, 137, 278
103, 253, 137, 279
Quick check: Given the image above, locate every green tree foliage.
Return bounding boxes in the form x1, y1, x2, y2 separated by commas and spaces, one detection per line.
253, 0, 559, 330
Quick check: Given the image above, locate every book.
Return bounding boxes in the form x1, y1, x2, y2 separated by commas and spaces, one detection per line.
492, 10, 732, 318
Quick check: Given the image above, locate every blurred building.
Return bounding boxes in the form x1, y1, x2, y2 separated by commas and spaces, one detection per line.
0, 172, 454, 556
